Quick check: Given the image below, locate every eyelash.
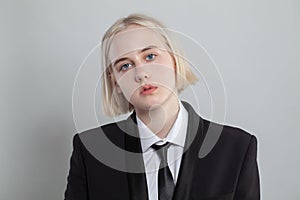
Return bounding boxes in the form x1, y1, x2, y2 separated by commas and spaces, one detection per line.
118, 53, 157, 72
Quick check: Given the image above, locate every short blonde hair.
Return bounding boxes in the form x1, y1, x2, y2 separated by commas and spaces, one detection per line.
101, 13, 198, 116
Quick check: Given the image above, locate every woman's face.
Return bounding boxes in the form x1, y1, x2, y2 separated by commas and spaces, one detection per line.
108, 25, 178, 112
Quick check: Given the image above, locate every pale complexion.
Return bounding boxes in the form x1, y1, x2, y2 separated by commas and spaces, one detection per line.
109, 25, 179, 139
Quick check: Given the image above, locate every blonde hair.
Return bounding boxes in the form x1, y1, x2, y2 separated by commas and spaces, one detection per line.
101, 13, 198, 116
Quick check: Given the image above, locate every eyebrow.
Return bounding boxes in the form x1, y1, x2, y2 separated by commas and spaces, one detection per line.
112, 45, 159, 68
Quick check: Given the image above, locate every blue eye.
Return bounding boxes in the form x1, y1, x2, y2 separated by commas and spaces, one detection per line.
120, 63, 132, 71
145, 54, 156, 61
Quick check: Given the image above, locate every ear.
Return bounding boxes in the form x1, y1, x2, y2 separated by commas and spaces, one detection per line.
169, 53, 177, 71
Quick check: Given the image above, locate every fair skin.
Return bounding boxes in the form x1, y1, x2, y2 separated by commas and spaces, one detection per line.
108, 25, 180, 139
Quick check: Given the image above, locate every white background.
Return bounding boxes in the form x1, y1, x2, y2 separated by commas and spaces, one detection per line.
1, 0, 299, 199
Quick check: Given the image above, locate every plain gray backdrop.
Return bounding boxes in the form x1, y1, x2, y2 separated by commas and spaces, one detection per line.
1, 0, 299, 199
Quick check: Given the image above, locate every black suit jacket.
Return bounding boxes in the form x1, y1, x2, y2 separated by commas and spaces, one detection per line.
64, 102, 260, 200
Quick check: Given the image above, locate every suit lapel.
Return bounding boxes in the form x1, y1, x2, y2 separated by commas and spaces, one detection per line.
173, 102, 205, 200
121, 112, 149, 200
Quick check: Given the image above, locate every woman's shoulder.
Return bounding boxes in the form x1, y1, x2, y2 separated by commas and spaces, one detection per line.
197, 118, 258, 160
77, 118, 128, 136
201, 118, 257, 150
74, 119, 129, 148
203, 117, 255, 137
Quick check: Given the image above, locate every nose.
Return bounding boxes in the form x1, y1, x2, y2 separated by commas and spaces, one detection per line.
134, 66, 149, 83
135, 70, 149, 82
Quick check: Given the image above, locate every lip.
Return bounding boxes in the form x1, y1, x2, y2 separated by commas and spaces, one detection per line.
140, 84, 158, 95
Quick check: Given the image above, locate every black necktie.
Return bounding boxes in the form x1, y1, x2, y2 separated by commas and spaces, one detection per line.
152, 142, 175, 200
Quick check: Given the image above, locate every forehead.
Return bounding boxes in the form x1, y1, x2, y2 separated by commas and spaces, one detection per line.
108, 25, 168, 63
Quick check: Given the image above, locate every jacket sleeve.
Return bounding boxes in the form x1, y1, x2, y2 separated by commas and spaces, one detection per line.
234, 135, 260, 200
64, 134, 88, 200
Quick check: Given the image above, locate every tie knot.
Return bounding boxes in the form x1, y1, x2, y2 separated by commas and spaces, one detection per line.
151, 142, 171, 164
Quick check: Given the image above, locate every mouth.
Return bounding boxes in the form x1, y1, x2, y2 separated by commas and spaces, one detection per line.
140, 84, 158, 95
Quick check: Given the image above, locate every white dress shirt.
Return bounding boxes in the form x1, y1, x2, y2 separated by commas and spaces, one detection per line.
136, 101, 188, 200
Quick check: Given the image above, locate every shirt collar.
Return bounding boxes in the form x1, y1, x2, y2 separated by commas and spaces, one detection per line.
137, 101, 188, 153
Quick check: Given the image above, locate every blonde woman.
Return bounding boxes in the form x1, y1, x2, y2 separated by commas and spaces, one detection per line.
65, 14, 260, 200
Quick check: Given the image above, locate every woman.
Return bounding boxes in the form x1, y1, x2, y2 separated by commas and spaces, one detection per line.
65, 13, 260, 200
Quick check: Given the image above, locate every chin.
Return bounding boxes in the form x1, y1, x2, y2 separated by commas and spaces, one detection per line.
131, 99, 162, 111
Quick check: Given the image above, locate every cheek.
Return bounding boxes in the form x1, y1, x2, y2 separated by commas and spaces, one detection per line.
160, 52, 176, 68
145, 64, 176, 90
158, 69, 176, 89
114, 70, 139, 99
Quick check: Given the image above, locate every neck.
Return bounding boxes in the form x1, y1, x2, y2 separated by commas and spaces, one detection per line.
135, 95, 180, 139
